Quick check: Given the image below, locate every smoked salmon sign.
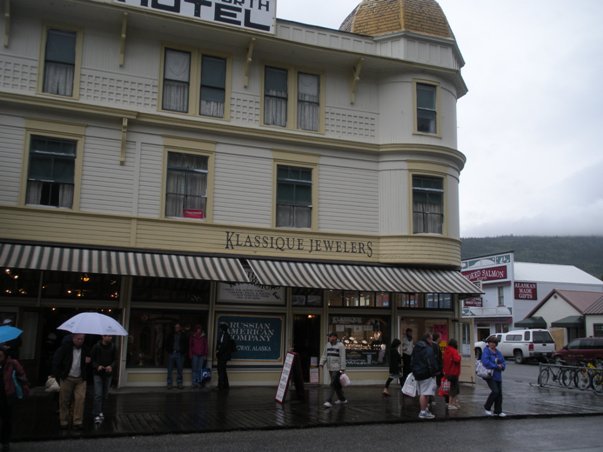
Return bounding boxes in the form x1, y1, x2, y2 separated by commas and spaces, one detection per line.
461, 265, 508, 282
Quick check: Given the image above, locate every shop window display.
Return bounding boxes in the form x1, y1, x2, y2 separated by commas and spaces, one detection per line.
41, 271, 120, 300
126, 309, 207, 368
132, 277, 210, 304
1, 268, 41, 298
396, 293, 453, 310
327, 290, 390, 308
291, 287, 322, 306
328, 315, 390, 367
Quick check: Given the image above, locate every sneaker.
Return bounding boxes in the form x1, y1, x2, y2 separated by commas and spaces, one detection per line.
382, 388, 390, 397
497, 412, 507, 417
335, 399, 348, 405
99, 413, 104, 420
94, 415, 102, 424
418, 410, 435, 419
484, 409, 493, 416
323, 401, 332, 408
447, 404, 458, 410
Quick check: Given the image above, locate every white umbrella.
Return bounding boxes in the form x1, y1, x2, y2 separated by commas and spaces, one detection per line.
58, 312, 128, 336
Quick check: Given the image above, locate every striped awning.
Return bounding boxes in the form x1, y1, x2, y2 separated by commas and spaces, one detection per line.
247, 260, 482, 297
0, 242, 249, 283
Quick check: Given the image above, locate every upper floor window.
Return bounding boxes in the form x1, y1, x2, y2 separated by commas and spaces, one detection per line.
162, 48, 191, 113
161, 47, 228, 118
200, 55, 226, 117
412, 175, 443, 234
416, 82, 437, 134
264, 66, 322, 132
42, 29, 77, 97
26, 136, 76, 208
297, 73, 320, 131
264, 66, 288, 127
276, 165, 312, 228
165, 152, 208, 219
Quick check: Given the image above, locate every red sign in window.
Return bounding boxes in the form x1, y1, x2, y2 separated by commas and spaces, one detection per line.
183, 209, 205, 219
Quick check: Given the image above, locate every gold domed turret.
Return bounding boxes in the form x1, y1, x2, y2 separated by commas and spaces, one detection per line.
340, 0, 452, 38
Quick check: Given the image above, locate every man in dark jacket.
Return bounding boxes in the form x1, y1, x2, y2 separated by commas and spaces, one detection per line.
52, 333, 90, 429
216, 323, 236, 391
90, 335, 116, 423
411, 332, 437, 419
165, 323, 188, 389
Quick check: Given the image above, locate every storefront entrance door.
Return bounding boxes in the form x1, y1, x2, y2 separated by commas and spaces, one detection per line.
292, 314, 320, 383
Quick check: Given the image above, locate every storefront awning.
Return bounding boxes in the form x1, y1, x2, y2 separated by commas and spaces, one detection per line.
514, 316, 547, 329
0, 242, 250, 283
247, 260, 482, 297
551, 315, 584, 328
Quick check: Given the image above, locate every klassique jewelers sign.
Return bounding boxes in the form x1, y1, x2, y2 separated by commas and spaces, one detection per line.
224, 231, 374, 258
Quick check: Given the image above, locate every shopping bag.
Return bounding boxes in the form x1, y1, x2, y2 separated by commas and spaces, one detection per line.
438, 376, 450, 396
475, 360, 493, 379
201, 367, 212, 383
339, 372, 351, 387
45, 375, 60, 393
401, 372, 417, 397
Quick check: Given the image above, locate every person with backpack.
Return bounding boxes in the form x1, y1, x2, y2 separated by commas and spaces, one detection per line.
411, 332, 437, 419
216, 323, 236, 391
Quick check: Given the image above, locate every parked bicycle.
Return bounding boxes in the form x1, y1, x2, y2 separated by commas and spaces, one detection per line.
538, 360, 602, 395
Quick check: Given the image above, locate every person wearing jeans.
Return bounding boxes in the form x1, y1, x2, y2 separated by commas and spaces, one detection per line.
90, 335, 116, 423
481, 335, 506, 417
189, 325, 208, 388
165, 323, 188, 389
320, 332, 347, 408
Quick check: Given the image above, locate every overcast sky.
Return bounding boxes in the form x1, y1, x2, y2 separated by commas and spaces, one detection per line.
276, 0, 603, 238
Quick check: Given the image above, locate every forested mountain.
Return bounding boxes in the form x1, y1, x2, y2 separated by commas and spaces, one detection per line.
461, 236, 603, 280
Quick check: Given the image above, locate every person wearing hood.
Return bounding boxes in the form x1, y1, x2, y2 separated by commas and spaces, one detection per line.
382, 338, 402, 396
410, 332, 437, 419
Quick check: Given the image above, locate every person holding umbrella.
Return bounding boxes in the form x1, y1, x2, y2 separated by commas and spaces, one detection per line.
52, 334, 91, 429
0, 320, 21, 360
90, 335, 116, 424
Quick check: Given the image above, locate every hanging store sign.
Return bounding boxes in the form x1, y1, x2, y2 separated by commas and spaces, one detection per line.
114, 0, 276, 34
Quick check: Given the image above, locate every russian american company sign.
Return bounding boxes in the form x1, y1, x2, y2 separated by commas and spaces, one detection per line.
115, 0, 276, 33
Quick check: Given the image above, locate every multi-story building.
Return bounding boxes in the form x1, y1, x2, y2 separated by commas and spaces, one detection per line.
0, 0, 478, 387
461, 251, 603, 343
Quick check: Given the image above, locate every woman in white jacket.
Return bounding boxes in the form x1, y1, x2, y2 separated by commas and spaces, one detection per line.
320, 332, 347, 408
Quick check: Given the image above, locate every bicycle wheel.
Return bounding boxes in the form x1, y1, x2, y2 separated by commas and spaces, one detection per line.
592, 371, 603, 395
560, 367, 574, 387
538, 368, 550, 387
575, 368, 591, 390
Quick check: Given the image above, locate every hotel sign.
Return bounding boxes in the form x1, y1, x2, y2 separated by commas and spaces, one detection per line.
115, 0, 276, 33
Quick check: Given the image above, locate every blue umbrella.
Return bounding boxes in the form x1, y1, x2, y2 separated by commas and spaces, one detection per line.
0, 325, 23, 344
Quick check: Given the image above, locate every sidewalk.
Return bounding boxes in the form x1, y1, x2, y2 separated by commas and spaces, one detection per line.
13, 376, 603, 442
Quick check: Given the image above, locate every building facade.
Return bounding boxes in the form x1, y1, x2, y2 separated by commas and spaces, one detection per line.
0, 0, 479, 387
461, 252, 603, 343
